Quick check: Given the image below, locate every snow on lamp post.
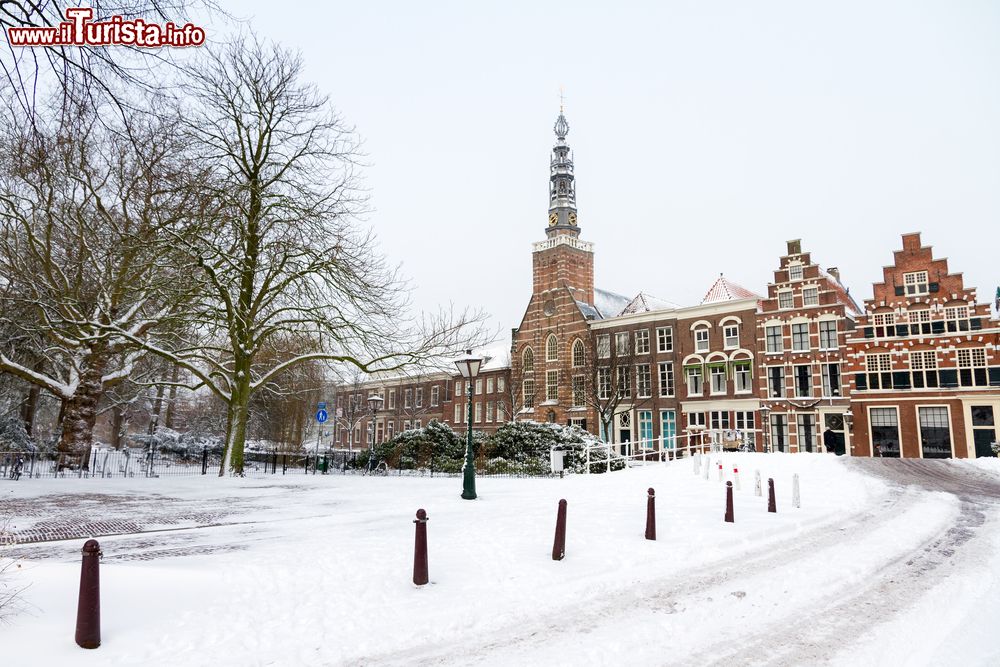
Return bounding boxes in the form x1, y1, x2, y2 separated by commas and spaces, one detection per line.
367, 394, 383, 472
454, 349, 483, 500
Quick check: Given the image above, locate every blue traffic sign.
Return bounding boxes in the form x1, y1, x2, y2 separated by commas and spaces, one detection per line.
316, 409, 329, 423
318, 402, 327, 410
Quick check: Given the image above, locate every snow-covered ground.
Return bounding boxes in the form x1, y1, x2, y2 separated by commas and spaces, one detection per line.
1, 453, 998, 666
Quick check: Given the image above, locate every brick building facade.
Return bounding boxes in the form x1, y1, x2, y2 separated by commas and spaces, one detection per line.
327, 112, 999, 460
844, 233, 1000, 458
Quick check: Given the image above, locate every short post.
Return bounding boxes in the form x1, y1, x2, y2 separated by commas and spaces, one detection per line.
754, 470, 762, 497
724, 481, 734, 523
702, 457, 710, 480
692, 452, 700, 474
552, 499, 568, 561
75, 539, 102, 649
717, 461, 723, 482
201, 447, 208, 475
768, 478, 777, 513
792, 473, 801, 508
645, 488, 656, 540
733, 466, 741, 491
413, 509, 429, 586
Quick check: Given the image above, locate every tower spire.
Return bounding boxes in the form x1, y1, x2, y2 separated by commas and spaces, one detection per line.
546, 101, 578, 238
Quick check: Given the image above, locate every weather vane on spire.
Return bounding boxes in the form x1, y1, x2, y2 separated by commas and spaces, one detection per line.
559, 85, 566, 113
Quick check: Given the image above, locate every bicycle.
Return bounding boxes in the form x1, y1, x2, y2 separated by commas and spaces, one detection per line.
9, 457, 24, 481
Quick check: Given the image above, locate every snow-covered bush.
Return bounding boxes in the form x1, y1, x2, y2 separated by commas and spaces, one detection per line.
0, 514, 26, 622
130, 428, 223, 459
0, 415, 35, 453
375, 419, 477, 469
488, 421, 626, 474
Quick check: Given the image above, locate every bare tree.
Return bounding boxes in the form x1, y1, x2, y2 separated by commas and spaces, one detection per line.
0, 101, 204, 456
582, 331, 653, 445
0, 1, 219, 122
108, 38, 485, 475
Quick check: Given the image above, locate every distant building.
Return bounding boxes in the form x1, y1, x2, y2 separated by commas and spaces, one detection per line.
327, 113, 999, 460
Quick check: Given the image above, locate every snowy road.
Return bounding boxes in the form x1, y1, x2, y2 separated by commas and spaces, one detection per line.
362, 459, 1000, 667
2, 455, 998, 666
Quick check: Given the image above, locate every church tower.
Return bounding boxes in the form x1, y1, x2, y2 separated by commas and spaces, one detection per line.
532, 109, 595, 305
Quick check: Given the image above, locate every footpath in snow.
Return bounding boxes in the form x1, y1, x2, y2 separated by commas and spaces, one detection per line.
1, 453, 998, 666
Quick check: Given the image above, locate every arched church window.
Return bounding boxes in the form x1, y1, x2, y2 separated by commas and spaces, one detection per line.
523, 347, 534, 373
572, 339, 585, 367
546, 335, 559, 362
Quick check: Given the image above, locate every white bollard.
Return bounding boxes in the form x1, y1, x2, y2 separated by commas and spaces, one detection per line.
733, 466, 741, 491
792, 473, 801, 508
754, 470, 762, 497
717, 461, 723, 482
693, 451, 700, 474
703, 457, 710, 480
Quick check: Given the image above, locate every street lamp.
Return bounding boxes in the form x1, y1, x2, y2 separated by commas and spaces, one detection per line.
454, 349, 483, 500
759, 405, 772, 453
367, 394, 384, 472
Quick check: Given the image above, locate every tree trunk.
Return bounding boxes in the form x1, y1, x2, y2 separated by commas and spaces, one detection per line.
57, 367, 105, 459
110, 407, 125, 450
219, 358, 252, 476
20, 383, 40, 437
164, 365, 180, 429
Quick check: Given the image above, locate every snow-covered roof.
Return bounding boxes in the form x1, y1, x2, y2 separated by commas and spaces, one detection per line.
620, 292, 680, 315
701, 275, 763, 304
592, 288, 631, 319
477, 340, 512, 371
575, 300, 601, 320
818, 268, 863, 318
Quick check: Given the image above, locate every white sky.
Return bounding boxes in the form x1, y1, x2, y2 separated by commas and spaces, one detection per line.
225, 1, 1000, 332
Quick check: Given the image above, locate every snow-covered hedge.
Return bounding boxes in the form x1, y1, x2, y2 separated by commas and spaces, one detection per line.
130, 427, 223, 459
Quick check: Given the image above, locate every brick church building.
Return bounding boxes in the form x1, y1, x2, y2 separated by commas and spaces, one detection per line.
331, 110, 1000, 460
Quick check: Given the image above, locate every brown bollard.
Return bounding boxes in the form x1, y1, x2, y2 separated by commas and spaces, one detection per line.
645, 488, 656, 540
724, 481, 734, 523
413, 509, 429, 586
552, 499, 568, 560
767, 478, 777, 513
75, 539, 102, 649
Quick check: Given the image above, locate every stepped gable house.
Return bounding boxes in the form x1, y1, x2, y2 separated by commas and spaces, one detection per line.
844, 233, 1000, 458
757, 240, 861, 454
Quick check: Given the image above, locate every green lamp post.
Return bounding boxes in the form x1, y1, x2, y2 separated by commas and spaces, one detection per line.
454, 349, 483, 500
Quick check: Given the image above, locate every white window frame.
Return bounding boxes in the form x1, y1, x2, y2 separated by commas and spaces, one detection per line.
818, 320, 838, 350
791, 322, 810, 352
723, 324, 739, 350
658, 362, 674, 397
597, 367, 611, 400
615, 332, 630, 356
802, 287, 819, 306
904, 271, 929, 296
694, 328, 710, 353
788, 263, 804, 282
546, 335, 559, 362
572, 339, 586, 367
522, 379, 535, 408
709, 365, 727, 395
616, 366, 631, 399
765, 325, 783, 354
635, 329, 650, 355
597, 335, 610, 359
778, 290, 794, 309
656, 326, 673, 353
546, 369, 559, 401
636, 364, 652, 399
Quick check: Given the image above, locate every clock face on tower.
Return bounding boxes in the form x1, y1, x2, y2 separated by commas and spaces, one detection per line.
568, 212, 577, 226
549, 213, 558, 226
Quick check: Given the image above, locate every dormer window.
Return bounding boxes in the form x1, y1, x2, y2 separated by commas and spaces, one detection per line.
788, 264, 804, 281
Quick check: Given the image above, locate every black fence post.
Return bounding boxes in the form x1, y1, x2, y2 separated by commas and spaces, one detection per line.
272, 450, 277, 475
78, 455, 84, 478
29, 452, 35, 478
201, 447, 208, 475
282, 454, 287, 475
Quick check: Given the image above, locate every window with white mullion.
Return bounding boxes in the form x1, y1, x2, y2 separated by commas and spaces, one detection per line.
802, 287, 819, 306
904, 271, 929, 296
957, 348, 988, 387
765, 325, 783, 353
791, 323, 810, 351
656, 326, 673, 353
818, 320, 838, 349
636, 364, 652, 398
657, 362, 674, 397
909, 350, 938, 389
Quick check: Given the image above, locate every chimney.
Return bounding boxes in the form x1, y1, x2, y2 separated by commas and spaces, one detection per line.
786, 239, 802, 256
827, 267, 841, 283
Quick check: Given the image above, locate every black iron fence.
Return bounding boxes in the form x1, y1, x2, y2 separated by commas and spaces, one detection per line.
0, 448, 560, 480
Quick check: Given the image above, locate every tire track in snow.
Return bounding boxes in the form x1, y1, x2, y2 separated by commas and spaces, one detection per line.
688, 459, 1000, 667
357, 468, 936, 666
